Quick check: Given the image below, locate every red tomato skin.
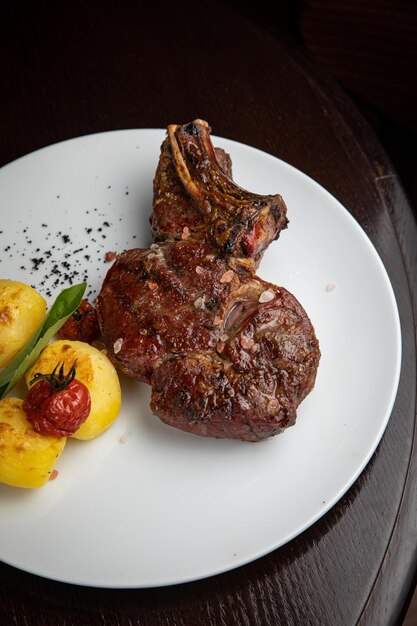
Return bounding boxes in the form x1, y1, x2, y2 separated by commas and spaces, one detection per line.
23, 379, 91, 438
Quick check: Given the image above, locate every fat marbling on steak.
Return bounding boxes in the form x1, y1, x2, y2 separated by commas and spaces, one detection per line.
97, 120, 320, 442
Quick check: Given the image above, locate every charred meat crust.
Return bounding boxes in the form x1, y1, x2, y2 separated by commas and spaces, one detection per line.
151, 119, 288, 266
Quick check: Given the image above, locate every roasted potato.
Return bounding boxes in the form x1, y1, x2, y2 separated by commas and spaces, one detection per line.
25, 340, 121, 440
0, 397, 66, 488
0, 279, 46, 367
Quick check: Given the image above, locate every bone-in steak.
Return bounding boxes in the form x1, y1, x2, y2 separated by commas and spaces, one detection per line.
97, 120, 320, 442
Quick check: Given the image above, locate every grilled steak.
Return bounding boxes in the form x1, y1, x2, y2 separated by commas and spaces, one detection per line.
97, 240, 320, 441
97, 120, 320, 441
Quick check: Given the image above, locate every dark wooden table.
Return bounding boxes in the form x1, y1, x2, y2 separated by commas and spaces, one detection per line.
1, 1, 416, 624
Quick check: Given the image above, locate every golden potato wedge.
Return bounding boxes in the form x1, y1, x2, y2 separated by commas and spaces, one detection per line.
25, 340, 121, 440
0, 279, 46, 367
0, 397, 66, 489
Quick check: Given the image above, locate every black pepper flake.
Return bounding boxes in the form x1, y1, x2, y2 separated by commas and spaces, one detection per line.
9, 202, 122, 302
31, 257, 45, 270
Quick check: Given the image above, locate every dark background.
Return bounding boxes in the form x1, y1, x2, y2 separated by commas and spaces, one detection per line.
226, 0, 417, 218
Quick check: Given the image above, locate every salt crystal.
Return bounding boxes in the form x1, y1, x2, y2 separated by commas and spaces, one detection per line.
113, 338, 123, 354
195, 265, 204, 275
213, 316, 222, 326
326, 283, 336, 292
181, 226, 190, 240
194, 296, 206, 309
267, 398, 279, 414
259, 288, 275, 303
220, 269, 234, 284
240, 335, 254, 349
119, 433, 129, 444
220, 333, 229, 342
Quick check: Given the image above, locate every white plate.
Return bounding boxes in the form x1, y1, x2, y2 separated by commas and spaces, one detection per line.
0, 130, 401, 588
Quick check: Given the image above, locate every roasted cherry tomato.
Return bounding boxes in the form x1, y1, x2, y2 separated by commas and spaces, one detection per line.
58, 299, 100, 344
23, 362, 91, 438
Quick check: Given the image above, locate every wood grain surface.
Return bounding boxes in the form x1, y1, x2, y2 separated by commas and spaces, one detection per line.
1, 1, 416, 624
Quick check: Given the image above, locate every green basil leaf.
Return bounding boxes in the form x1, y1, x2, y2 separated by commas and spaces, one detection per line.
0, 282, 87, 399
